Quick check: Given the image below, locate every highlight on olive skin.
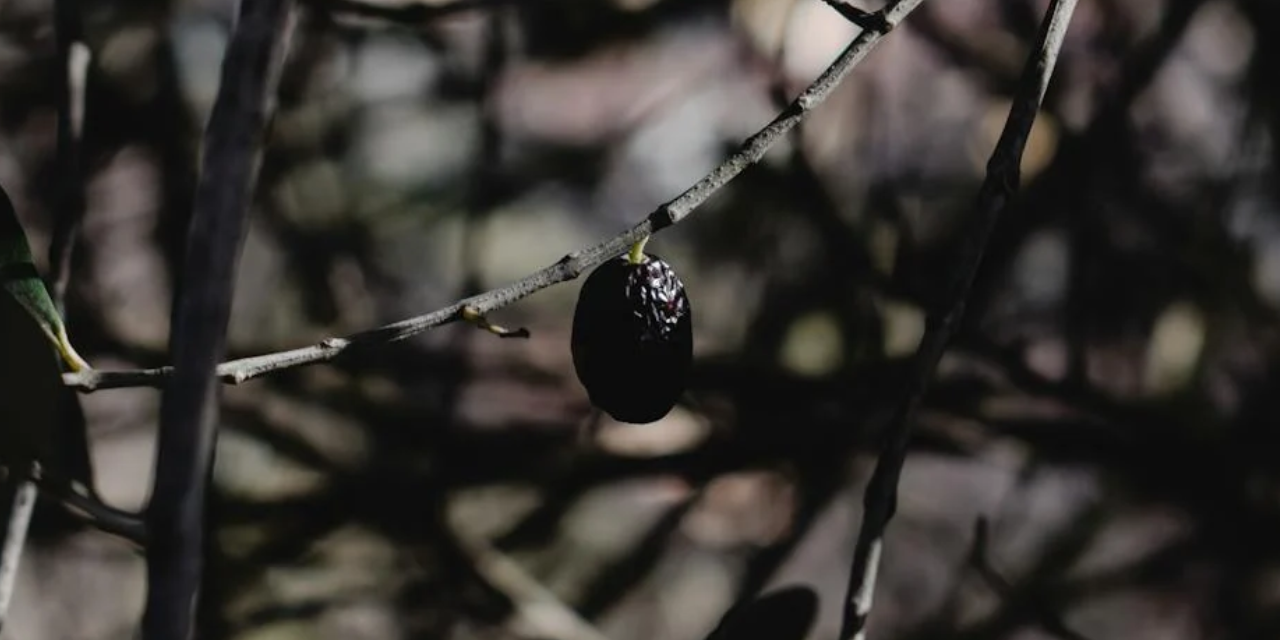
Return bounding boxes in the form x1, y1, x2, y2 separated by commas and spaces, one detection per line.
570, 236, 693, 424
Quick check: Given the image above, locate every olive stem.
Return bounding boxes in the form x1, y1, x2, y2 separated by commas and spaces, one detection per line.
627, 235, 650, 265
55, 325, 91, 372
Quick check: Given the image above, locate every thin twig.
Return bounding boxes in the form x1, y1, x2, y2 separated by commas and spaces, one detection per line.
63, 0, 925, 394
837, 2, 1079, 640
33, 476, 146, 546
140, 1, 297, 639
0, 474, 38, 634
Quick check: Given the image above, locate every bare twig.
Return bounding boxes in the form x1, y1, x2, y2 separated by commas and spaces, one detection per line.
140, 1, 297, 639
64, 0, 925, 394
0, 474, 37, 633
33, 476, 146, 546
837, 2, 1079, 640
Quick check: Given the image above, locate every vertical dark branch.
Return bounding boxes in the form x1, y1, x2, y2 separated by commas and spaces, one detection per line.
141, 1, 297, 639
47, 0, 88, 313
837, 1, 1080, 639
42, 0, 101, 513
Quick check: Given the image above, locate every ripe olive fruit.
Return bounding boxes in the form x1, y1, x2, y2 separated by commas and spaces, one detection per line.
571, 245, 692, 424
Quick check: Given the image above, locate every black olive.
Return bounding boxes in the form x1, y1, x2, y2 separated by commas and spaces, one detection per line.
571, 250, 692, 424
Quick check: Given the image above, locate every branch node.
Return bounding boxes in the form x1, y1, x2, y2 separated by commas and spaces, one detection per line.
559, 253, 586, 280
649, 205, 677, 231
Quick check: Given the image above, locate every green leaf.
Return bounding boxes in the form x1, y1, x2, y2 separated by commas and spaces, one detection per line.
0, 183, 90, 373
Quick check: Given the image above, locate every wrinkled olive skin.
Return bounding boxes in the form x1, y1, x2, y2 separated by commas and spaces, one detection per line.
571, 253, 692, 424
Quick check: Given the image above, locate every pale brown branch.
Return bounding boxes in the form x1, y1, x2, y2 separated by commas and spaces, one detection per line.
64, 0, 926, 394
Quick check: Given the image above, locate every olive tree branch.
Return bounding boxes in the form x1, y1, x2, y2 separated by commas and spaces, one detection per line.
63, 0, 925, 394
141, 1, 297, 639
836, 2, 1079, 640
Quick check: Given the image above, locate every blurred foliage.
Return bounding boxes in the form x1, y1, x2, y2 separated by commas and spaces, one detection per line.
0, 0, 1278, 639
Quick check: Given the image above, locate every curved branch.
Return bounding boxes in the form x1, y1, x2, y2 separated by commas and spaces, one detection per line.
64, 0, 927, 394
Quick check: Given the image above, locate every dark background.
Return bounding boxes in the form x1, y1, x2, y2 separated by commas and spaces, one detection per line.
0, 0, 1276, 639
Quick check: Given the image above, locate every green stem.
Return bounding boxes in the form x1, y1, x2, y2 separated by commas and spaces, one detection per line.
627, 235, 650, 264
